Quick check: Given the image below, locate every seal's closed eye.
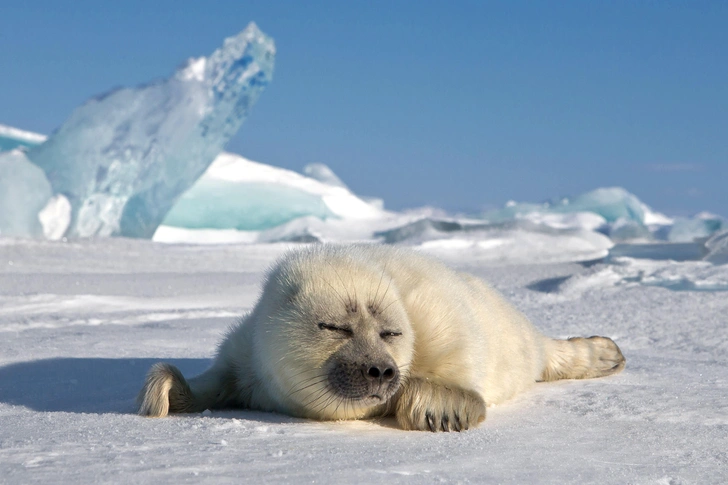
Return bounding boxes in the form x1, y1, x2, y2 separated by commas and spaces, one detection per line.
318, 322, 353, 336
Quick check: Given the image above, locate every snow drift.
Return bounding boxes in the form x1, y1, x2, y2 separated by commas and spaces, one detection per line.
0, 124, 46, 152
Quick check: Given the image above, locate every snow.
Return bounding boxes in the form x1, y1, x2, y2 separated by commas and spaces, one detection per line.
26, 23, 275, 239
303, 162, 349, 189
37, 195, 72, 241
1, 238, 726, 483
0, 124, 47, 152
551, 257, 728, 294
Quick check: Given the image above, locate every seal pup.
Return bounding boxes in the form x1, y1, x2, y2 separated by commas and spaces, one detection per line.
138, 245, 625, 432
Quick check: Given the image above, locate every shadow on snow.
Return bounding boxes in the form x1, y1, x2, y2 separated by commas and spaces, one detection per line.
0, 357, 209, 414
0, 358, 340, 426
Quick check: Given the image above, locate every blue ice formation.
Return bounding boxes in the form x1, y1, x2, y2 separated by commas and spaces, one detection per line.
0, 150, 53, 237
555, 187, 648, 223
163, 179, 334, 231
704, 230, 728, 264
160, 153, 383, 232
667, 214, 727, 243
27, 23, 275, 238
486, 187, 651, 224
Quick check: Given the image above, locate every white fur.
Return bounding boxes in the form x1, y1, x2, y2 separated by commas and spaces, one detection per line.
138, 245, 625, 431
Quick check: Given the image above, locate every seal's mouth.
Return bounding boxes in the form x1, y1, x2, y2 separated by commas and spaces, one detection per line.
325, 358, 402, 404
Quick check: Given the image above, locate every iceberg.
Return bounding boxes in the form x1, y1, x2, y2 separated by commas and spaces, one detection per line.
704, 230, 728, 265
0, 150, 53, 238
27, 23, 275, 238
482, 187, 678, 242
486, 187, 670, 226
667, 213, 727, 243
603, 218, 652, 241
557, 187, 649, 223
159, 152, 384, 232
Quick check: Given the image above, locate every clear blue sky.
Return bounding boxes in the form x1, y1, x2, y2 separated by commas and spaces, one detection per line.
2, 0, 726, 216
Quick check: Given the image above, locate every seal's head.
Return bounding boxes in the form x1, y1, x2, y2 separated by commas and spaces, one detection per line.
253, 246, 415, 420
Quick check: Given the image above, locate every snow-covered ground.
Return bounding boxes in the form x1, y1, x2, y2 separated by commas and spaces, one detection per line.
1, 238, 726, 484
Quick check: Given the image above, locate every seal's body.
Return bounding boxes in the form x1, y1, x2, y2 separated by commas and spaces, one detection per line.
138, 245, 625, 431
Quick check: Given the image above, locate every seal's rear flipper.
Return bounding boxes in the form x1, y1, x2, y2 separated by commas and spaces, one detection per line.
137, 363, 201, 417
541, 336, 625, 382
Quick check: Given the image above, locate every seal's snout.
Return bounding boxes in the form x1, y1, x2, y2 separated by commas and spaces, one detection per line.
327, 356, 401, 402
363, 363, 398, 384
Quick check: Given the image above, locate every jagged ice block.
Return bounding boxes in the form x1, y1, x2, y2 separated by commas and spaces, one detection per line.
28, 23, 275, 238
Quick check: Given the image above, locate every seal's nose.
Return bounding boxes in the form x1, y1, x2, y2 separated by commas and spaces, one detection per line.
365, 364, 397, 383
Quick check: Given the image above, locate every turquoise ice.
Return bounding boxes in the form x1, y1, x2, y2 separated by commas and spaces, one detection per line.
28, 23, 275, 238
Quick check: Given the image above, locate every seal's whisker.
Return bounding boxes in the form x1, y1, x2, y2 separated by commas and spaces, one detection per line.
370, 263, 387, 314
319, 393, 340, 415
376, 275, 393, 311
379, 297, 401, 315
284, 376, 329, 399
320, 277, 348, 309
327, 260, 355, 312
285, 366, 327, 381
302, 386, 333, 409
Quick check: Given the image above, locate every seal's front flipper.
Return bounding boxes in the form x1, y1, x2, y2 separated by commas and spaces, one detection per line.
393, 377, 486, 432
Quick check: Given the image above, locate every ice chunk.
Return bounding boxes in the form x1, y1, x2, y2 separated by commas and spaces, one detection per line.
160, 153, 383, 231
303, 162, 384, 209
303, 163, 348, 189
557, 187, 649, 223
28, 23, 275, 238
517, 211, 607, 232
0, 124, 46, 152
164, 179, 334, 231
376, 217, 489, 244
604, 218, 652, 242
484, 200, 547, 223
0, 150, 53, 238
38, 195, 72, 240
486, 187, 670, 227
704, 230, 728, 265
416, 228, 614, 265
482, 187, 680, 244
559, 258, 728, 294
667, 213, 727, 243
375, 216, 613, 264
